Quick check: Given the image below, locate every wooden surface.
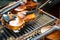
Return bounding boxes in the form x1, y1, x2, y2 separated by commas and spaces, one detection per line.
40, 19, 60, 40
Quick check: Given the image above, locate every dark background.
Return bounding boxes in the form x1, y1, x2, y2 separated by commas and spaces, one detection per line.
42, 0, 60, 18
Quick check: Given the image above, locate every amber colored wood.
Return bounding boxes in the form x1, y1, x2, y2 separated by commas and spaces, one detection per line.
46, 19, 60, 40
46, 30, 60, 40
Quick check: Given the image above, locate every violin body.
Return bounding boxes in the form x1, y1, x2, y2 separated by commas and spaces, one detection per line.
11, 1, 37, 13
4, 13, 24, 30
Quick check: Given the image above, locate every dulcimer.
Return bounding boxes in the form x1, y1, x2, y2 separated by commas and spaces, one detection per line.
33, 19, 60, 40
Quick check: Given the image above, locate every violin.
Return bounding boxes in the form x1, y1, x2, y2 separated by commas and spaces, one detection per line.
3, 11, 35, 32
11, 0, 37, 13
3, 13, 25, 32
2, 0, 37, 32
